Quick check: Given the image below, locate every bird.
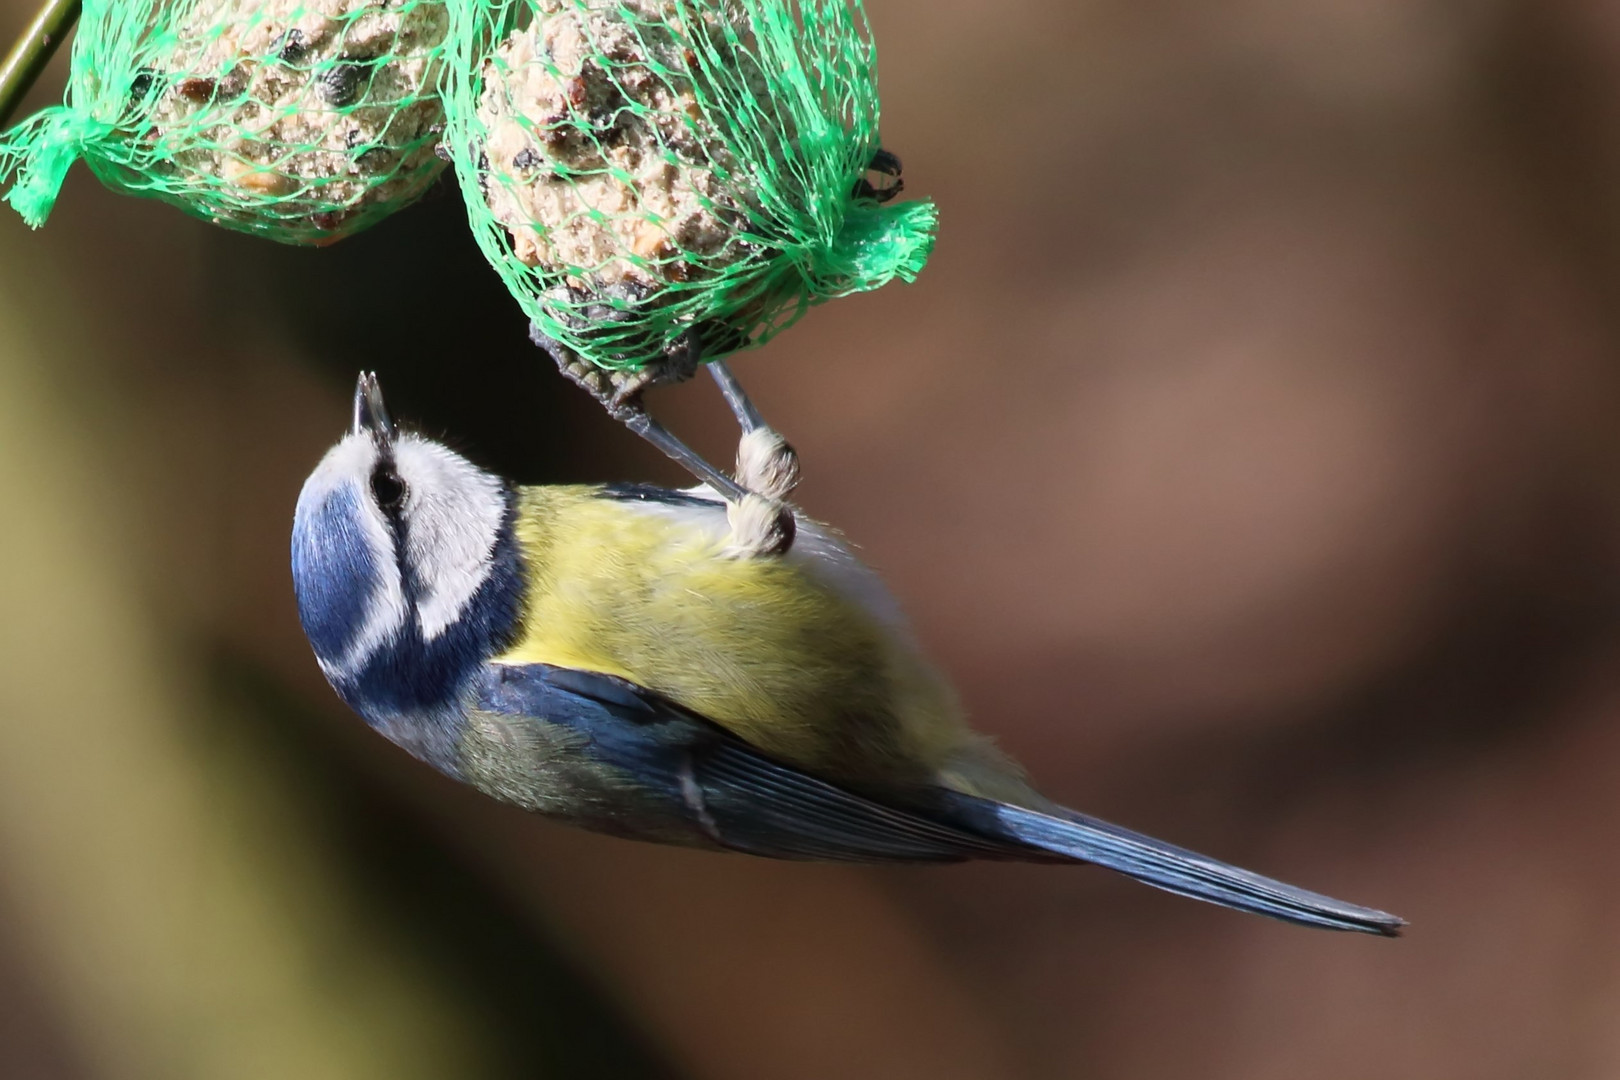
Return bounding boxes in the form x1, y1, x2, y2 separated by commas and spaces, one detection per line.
289, 372, 1404, 936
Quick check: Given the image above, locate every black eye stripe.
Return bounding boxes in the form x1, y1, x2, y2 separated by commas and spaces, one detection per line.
370, 457, 413, 599
370, 461, 406, 513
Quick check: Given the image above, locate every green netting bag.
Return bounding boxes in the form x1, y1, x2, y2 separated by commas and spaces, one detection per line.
0, 0, 451, 244
443, 0, 937, 373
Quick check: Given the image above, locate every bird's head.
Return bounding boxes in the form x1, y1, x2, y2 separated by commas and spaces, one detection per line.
290, 374, 523, 730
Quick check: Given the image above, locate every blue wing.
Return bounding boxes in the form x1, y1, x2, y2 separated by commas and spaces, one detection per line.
461, 664, 1404, 935
462, 663, 1017, 863
932, 792, 1405, 935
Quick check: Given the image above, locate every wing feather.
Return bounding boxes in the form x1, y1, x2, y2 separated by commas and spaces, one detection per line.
467, 663, 1019, 863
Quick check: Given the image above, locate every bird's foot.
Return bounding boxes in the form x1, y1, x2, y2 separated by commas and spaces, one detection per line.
707, 359, 800, 502
532, 322, 683, 424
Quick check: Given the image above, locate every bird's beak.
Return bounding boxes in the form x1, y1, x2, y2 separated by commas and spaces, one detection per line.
351, 371, 396, 442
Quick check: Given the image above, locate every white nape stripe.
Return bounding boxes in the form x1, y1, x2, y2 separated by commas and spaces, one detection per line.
393, 435, 507, 642
327, 559, 409, 680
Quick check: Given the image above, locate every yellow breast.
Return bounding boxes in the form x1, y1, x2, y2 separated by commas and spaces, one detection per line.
492, 486, 971, 786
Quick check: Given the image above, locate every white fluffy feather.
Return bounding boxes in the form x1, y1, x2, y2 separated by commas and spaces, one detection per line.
392, 434, 507, 642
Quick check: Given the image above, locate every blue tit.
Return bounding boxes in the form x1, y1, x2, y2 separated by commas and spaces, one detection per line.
290, 373, 1404, 936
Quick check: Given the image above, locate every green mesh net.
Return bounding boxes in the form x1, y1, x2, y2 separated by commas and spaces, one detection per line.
0, 0, 450, 244
443, 0, 937, 373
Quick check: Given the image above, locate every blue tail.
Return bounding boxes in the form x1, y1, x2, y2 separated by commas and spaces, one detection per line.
938, 791, 1404, 936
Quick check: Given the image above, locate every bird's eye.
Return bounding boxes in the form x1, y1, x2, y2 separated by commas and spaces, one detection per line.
371, 467, 406, 511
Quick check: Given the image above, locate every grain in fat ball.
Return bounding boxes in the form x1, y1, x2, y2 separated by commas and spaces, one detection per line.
142, 0, 449, 237
474, 0, 765, 298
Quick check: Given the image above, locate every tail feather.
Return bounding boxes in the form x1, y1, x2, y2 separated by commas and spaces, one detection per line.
938, 791, 1405, 936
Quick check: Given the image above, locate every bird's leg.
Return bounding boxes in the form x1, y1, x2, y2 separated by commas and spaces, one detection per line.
620, 412, 750, 503
533, 321, 745, 495
531, 322, 795, 556
705, 359, 799, 559
706, 359, 801, 503
706, 357, 768, 433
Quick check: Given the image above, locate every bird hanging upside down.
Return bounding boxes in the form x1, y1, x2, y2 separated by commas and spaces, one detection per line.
290, 373, 1404, 936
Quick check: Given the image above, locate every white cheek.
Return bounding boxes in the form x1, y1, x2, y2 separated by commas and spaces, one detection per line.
411, 501, 500, 641
394, 438, 506, 642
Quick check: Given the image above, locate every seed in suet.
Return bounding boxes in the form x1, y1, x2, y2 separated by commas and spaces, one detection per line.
319, 60, 372, 108
129, 69, 157, 102
275, 28, 308, 65
176, 77, 216, 103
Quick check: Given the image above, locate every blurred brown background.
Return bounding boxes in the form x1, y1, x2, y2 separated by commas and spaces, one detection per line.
3, 0, 1620, 1076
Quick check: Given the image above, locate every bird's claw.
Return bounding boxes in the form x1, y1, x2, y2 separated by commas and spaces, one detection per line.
532, 321, 661, 423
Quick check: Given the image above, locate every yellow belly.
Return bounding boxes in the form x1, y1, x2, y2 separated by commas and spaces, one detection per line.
491, 487, 970, 786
